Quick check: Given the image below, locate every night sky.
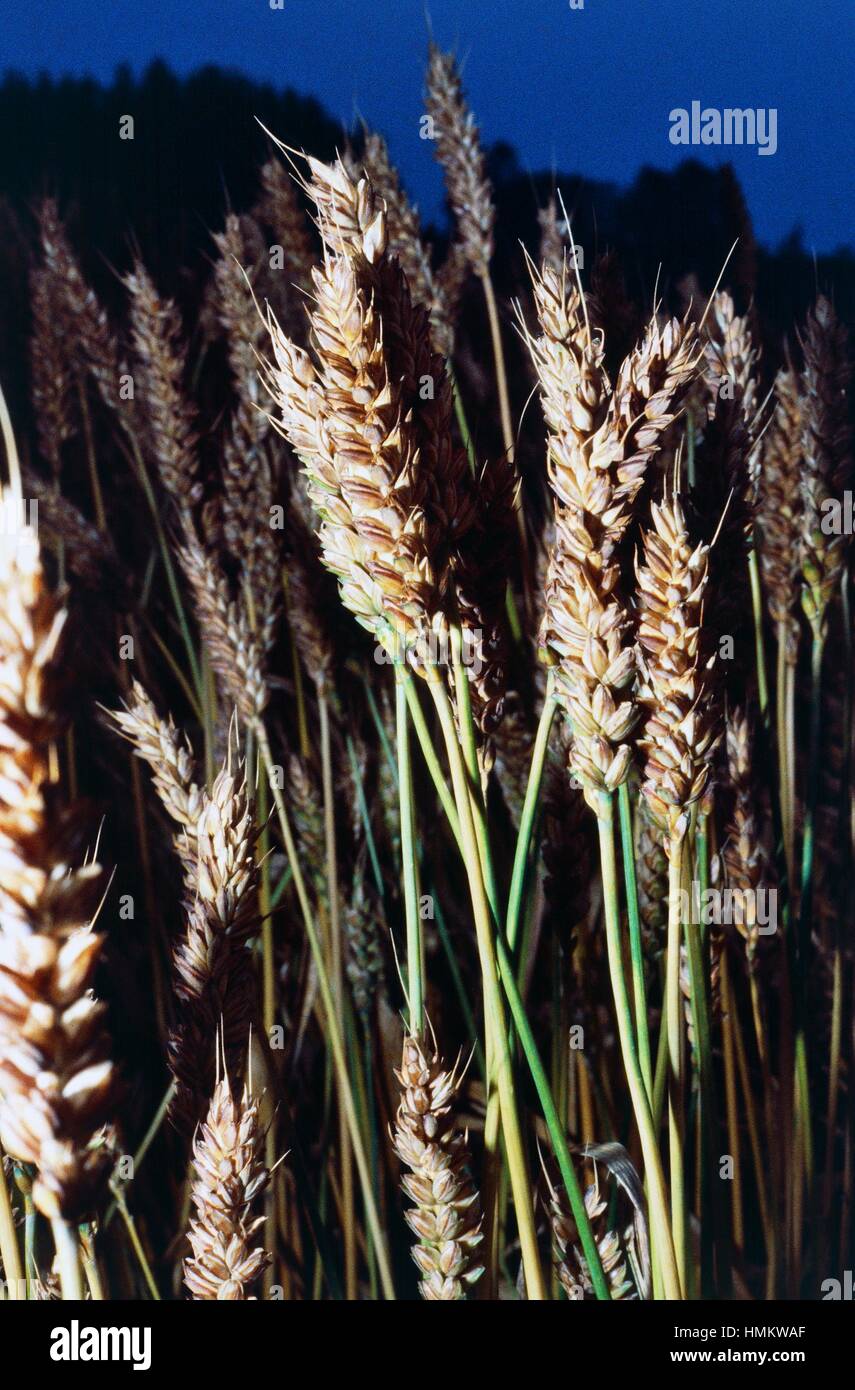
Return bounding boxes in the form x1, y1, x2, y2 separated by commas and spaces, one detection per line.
3, 0, 853, 251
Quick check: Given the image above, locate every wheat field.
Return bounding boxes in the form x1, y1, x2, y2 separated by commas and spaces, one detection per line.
0, 40, 851, 1305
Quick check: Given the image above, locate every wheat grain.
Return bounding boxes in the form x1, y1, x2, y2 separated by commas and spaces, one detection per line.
393, 1035, 484, 1300
184, 1073, 271, 1299
0, 490, 116, 1219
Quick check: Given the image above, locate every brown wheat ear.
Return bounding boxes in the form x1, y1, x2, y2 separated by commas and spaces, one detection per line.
125, 259, 202, 520
636, 496, 720, 843
184, 1072, 271, 1300
799, 295, 852, 636
0, 490, 116, 1219
425, 43, 495, 277
393, 1035, 484, 1300
757, 361, 803, 661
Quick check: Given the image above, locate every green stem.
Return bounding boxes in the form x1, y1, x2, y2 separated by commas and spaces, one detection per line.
428, 675, 546, 1300
395, 668, 423, 1034
665, 841, 687, 1295
798, 631, 825, 971
618, 782, 653, 1101
506, 684, 557, 955
110, 1189, 160, 1300
407, 673, 608, 1296
255, 722, 396, 1299
448, 359, 478, 476
684, 907, 726, 1295
597, 794, 682, 1300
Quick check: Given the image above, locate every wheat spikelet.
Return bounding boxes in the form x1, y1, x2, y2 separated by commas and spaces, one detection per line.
29, 266, 77, 477
526, 258, 699, 802
451, 451, 517, 738
108, 681, 203, 872
723, 709, 771, 965
799, 295, 852, 635
527, 262, 697, 801
492, 692, 534, 829
705, 290, 761, 443
213, 215, 281, 654
265, 158, 446, 655
432, 239, 470, 359
635, 794, 668, 958
636, 496, 719, 842
184, 1074, 270, 1299
0, 491, 116, 1219
344, 875, 385, 1019
125, 260, 202, 517
758, 364, 803, 658
169, 766, 260, 1132
537, 197, 565, 277
360, 132, 435, 312
259, 155, 316, 295
425, 44, 495, 277
549, 1173, 636, 1300
179, 527, 268, 723
359, 129, 467, 366
282, 490, 336, 695
288, 753, 326, 902
37, 199, 127, 417
23, 473, 122, 596
393, 1035, 484, 1300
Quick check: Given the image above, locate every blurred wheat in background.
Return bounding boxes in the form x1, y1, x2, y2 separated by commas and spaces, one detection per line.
0, 34, 852, 1303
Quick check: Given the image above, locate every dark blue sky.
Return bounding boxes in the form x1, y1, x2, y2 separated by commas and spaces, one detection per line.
4, 0, 853, 251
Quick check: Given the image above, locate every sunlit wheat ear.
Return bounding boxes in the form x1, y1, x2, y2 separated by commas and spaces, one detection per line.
108, 680, 203, 874
184, 1071, 271, 1300
425, 43, 495, 277
168, 763, 259, 1134
757, 363, 803, 660
523, 255, 701, 804
360, 131, 435, 310
636, 497, 720, 843
537, 196, 566, 278
704, 289, 761, 438
799, 295, 852, 636
522, 258, 627, 803
0, 490, 116, 1220
125, 259, 202, 519
547, 1170, 636, 1300
263, 162, 442, 654
393, 1035, 484, 1301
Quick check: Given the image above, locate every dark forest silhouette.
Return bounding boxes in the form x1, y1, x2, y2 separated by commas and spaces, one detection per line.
0, 60, 852, 421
